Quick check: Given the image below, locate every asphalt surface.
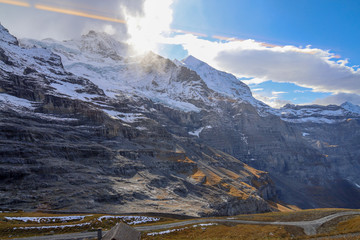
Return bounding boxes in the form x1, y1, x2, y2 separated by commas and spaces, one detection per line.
11, 211, 360, 240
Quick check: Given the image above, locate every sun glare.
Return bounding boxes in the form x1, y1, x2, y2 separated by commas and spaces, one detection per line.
124, 0, 173, 55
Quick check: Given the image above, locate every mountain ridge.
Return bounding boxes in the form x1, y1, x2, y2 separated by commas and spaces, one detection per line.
0, 24, 276, 216
1, 24, 360, 213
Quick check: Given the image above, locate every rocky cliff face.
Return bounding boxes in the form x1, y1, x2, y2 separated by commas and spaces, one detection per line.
182, 62, 360, 209
273, 104, 360, 208
0, 24, 276, 216
1, 23, 359, 215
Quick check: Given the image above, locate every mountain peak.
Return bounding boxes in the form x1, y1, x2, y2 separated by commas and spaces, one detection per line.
341, 101, 360, 114
77, 30, 129, 58
182, 55, 205, 68
173, 59, 184, 67
0, 23, 18, 45
341, 101, 357, 107
181, 54, 256, 106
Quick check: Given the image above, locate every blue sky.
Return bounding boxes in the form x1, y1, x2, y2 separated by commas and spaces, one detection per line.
171, 0, 360, 64
0, 0, 359, 107
163, 0, 360, 106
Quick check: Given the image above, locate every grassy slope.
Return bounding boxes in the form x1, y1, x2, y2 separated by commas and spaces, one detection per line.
142, 209, 360, 240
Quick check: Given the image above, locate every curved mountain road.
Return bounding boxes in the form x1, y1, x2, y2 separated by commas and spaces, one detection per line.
135, 211, 360, 235
12, 211, 360, 240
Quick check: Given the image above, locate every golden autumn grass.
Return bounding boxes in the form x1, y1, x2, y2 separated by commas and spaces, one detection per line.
142, 209, 360, 240
314, 214, 360, 239
1, 208, 360, 239
141, 223, 304, 240
230, 208, 357, 222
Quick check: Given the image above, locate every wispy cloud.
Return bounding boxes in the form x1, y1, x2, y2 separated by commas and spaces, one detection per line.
294, 90, 306, 93
272, 91, 287, 95
251, 88, 263, 92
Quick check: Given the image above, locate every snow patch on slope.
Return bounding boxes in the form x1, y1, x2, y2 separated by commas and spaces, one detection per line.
5, 216, 89, 223
189, 125, 212, 137
0, 93, 35, 110
147, 227, 188, 236
50, 82, 95, 101
14, 222, 91, 230
97, 215, 160, 225
103, 109, 146, 123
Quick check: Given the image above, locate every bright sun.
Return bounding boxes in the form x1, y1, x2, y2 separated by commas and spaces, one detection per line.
124, 0, 173, 55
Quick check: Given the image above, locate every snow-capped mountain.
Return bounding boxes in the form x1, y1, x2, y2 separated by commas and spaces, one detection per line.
0, 25, 105, 108
21, 32, 214, 113
277, 103, 360, 124
341, 101, 360, 114
182, 55, 253, 101
1, 24, 360, 213
20, 31, 280, 117
19, 30, 360, 123
182, 55, 279, 116
181, 55, 360, 123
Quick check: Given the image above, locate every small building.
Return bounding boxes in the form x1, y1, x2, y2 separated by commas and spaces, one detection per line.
102, 222, 141, 240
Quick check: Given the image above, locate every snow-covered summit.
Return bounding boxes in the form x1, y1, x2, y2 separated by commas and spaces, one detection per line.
182, 55, 253, 101
0, 24, 18, 45
20, 33, 212, 112
181, 55, 275, 116
21, 30, 130, 64
75, 30, 130, 59
172, 58, 184, 67
0, 25, 64, 78
0, 24, 103, 103
341, 101, 360, 114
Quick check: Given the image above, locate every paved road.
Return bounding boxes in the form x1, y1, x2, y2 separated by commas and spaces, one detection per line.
12, 211, 360, 240
136, 211, 360, 235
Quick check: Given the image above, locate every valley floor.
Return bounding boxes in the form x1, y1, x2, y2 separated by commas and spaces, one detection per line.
2, 209, 360, 239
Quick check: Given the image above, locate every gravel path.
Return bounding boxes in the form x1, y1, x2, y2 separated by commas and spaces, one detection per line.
12, 211, 360, 240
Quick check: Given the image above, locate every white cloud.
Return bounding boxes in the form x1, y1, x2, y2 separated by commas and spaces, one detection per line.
163, 34, 360, 96
272, 91, 287, 95
251, 88, 264, 92
215, 46, 360, 95
103, 24, 116, 35
294, 90, 307, 93
253, 93, 291, 108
